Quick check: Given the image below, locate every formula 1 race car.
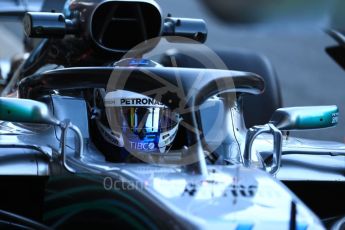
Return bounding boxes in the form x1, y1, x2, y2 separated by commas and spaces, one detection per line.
0, 0, 344, 229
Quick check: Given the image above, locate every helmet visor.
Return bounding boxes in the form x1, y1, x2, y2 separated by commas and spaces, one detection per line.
105, 91, 180, 154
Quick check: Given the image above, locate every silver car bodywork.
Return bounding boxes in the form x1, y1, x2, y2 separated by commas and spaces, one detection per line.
1, 94, 342, 229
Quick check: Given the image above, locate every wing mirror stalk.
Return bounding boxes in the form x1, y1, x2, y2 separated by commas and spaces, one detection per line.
0, 97, 83, 173
58, 119, 83, 173
244, 106, 339, 175
243, 124, 282, 175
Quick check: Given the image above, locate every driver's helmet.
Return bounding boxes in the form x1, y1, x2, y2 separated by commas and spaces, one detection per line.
93, 58, 181, 157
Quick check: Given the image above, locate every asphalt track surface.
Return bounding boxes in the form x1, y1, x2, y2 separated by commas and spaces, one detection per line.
0, 0, 345, 142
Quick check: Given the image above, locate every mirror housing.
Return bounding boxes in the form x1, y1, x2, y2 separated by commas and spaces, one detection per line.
269, 106, 339, 131
24, 12, 77, 38
0, 97, 59, 125
0, 97, 84, 173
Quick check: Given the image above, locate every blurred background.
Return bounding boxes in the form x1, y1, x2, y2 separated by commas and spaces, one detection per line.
0, 0, 345, 142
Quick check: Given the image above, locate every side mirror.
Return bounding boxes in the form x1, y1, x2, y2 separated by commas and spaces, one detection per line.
0, 97, 59, 125
243, 105, 339, 175
0, 97, 83, 173
269, 106, 339, 131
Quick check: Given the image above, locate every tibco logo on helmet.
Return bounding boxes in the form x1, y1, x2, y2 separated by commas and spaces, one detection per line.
104, 36, 236, 166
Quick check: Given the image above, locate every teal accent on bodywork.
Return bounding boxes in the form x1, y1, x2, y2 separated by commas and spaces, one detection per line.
0, 98, 40, 122
294, 106, 339, 129
0, 97, 56, 124
270, 106, 339, 130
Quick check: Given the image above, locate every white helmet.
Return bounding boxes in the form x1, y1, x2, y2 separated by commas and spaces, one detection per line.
93, 58, 181, 156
